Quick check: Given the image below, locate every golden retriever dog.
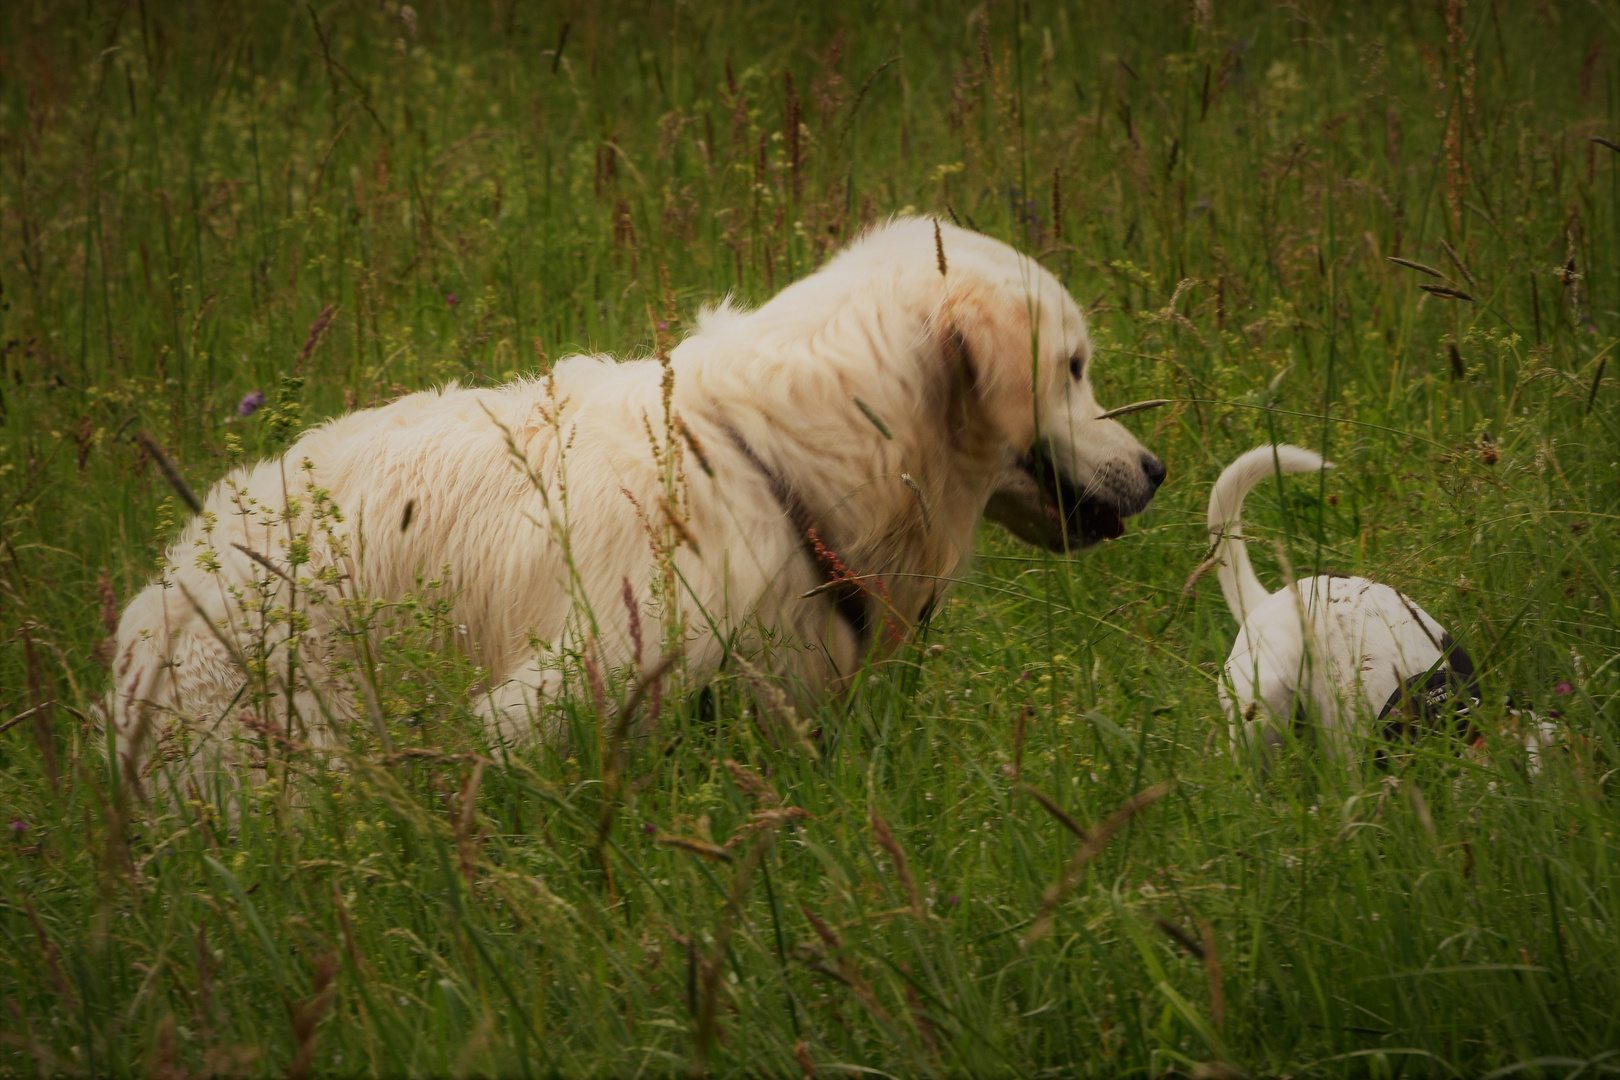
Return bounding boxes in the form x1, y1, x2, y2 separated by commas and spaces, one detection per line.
113, 217, 1164, 783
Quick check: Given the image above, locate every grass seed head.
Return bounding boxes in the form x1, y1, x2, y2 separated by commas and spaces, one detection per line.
658, 834, 732, 862
675, 413, 714, 477
1437, 238, 1477, 287
1386, 255, 1446, 279
294, 304, 337, 374
1419, 283, 1475, 302
723, 759, 779, 806
870, 810, 925, 919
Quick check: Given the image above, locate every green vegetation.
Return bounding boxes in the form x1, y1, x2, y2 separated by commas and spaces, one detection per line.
3, 0, 1619, 1075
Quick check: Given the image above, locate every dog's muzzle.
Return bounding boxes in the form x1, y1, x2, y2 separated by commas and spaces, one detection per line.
984, 449, 1164, 551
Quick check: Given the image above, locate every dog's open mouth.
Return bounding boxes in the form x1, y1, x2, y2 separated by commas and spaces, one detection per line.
983, 453, 1126, 551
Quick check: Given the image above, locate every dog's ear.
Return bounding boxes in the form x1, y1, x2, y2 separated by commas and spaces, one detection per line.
939, 283, 1040, 450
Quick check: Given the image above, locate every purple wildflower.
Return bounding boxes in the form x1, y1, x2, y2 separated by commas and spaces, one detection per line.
7, 819, 23, 836
643, 822, 655, 835
238, 390, 266, 416
945, 894, 960, 907
445, 292, 460, 307
1555, 681, 1574, 696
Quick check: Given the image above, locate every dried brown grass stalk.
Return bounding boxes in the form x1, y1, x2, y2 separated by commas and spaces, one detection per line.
1418, 283, 1475, 302
148, 1014, 180, 1080
551, 21, 570, 73
903, 966, 940, 1056
294, 303, 337, 374
354, 662, 394, 754
793, 1039, 815, 1079
660, 497, 702, 556
1051, 167, 1063, 242
597, 653, 681, 848
133, 430, 202, 513
1386, 255, 1445, 279
658, 834, 733, 863
934, 218, 948, 276
802, 904, 842, 950
20, 630, 58, 790
96, 569, 118, 662
1155, 917, 1204, 959
797, 904, 897, 1029
899, 472, 931, 531
732, 656, 819, 758
1024, 783, 1087, 841
836, 55, 901, 140
1182, 552, 1220, 597
674, 414, 714, 477
582, 645, 608, 718
331, 883, 366, 975
1409, 782, 1436, 837
285, 950, 339, 1080
720, 761, 812, 848
725, 806, 811, 851
1201, 920, 1225, 1030
723, 759, 778, 806
1095, 398, 1169, 421
455, 761, 486, 880
1012, 701, 1030, 784
1437, 238, 1477, 287
870, 811, 925, 920
1026, 781, 1174, 943
693, 808, 796, 1071
24, 901, 73, 1013
231, 542, 296, 585
784, 70, 802, 201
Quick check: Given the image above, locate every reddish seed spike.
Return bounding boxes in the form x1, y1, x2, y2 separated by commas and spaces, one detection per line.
622, 575, 643, 665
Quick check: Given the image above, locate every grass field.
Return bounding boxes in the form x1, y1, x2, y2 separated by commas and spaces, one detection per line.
3, 0, 1620, 1075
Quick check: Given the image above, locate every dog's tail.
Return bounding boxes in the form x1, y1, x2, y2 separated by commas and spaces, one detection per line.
1208, 444, 1329, 623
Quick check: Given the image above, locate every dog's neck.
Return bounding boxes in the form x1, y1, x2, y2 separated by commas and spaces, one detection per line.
717, 422, 874, 648
674, 289, 1008, 638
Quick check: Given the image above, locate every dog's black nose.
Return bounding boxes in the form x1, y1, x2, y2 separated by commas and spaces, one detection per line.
1142, 454, 1167, 490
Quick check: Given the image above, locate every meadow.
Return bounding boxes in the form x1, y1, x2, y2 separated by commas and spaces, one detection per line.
2, 0, 1619, 1075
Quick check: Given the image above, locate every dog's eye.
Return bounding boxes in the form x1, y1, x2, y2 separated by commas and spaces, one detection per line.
1068, 355, 1084, 381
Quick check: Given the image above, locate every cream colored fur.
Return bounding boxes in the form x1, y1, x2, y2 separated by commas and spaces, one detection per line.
113, 217, 1161, 785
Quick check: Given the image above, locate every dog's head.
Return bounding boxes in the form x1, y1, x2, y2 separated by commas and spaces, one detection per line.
928, 220, 1165, 550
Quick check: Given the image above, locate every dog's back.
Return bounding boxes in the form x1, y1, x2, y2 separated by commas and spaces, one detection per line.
110, 366, 658, 782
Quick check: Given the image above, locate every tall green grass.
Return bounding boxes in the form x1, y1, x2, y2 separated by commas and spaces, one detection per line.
3, 0, 1618, 1075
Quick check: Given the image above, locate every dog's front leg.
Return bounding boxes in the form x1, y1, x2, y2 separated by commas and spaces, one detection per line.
476, 660, 564, 748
